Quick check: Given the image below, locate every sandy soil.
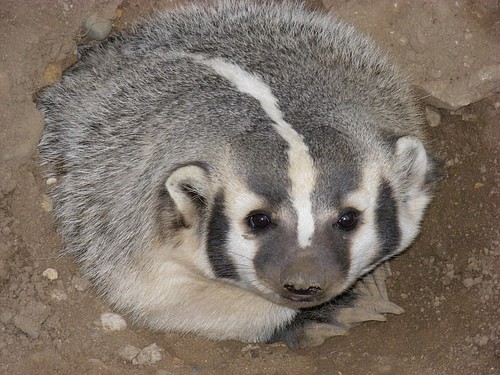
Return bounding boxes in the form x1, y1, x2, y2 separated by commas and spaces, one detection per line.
0, 1, 498, 374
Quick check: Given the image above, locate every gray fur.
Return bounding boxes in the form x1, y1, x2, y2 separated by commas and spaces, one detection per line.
37, 1, 436, 346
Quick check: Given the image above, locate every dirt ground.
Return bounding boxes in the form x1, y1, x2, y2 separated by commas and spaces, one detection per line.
0, 1, 498, 374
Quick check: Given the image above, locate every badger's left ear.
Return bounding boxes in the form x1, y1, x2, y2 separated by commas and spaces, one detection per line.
392, 136, 436, 216
394, 136, 429, 187
165, 163, 213, 227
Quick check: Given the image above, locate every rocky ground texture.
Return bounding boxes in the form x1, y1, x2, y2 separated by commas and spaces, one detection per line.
0, 1, 498, 374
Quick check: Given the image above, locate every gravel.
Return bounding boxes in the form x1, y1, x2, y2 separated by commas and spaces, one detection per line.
100, 312, 127, 331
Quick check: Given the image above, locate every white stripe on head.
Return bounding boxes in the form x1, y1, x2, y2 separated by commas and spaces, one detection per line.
192, 56, 317, 248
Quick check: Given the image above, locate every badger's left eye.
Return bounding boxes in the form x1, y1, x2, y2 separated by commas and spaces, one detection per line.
336, 210, 359, 231
247, 213, 272, 231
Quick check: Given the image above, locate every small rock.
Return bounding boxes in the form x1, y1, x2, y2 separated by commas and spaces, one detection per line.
461, 113, 478, 122
84, 14, 113, 41
43, 63, 63, 85
132, 343, 162, 366
50, 289, 68, 301
42, 268, 58, 281
13, 301, 51, 338
476, 335, 489, 346
118, 344, 141, 362
115, 8, 124, 19
463, 278, 475, 288
172, 357, 183, 366
88, 358, 108, 369
71, 275, 91, 292
41, 194, 53, 212
46, 177, 57, 185
425, 106, 441, 127
0, 310, 14, 324
1, 226, 11, 236
100, 312, 127, 331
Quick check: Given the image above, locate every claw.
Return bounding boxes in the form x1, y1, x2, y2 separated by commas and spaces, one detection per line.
335, 306, 387, 327
292, 322, 349, 348
357, 262, 392, 300
353, 296, 405, 315
334, 261, 404, 328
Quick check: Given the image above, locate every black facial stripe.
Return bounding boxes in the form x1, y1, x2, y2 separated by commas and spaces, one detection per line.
206, 191, 239, 280
376, 180, 401, 258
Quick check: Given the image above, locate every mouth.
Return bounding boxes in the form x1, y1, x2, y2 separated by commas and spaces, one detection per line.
279, 294, 328, 308
252, 280, 343, 309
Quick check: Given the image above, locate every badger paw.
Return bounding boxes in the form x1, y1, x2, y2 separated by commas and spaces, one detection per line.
334, 262, 404, 328
286, 322, 349, 349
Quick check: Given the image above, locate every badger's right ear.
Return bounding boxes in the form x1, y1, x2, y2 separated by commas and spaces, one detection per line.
165, 163, 212, 227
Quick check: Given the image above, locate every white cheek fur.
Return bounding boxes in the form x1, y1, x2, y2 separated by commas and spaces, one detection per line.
345, 210, 380, 285
223, 184, 271, 293
343, 163, 381, 285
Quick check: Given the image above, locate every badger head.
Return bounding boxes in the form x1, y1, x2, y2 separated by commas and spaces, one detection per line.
161, 127, 436, 310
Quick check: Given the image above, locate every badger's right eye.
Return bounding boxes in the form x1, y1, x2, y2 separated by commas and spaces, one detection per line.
336, 209, 359, 231
247, 213, 272, 231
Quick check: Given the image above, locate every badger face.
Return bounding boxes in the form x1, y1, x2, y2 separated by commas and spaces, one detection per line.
165, 131, 434, 310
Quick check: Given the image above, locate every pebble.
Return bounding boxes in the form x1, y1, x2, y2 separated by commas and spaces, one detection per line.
463, 278, 475, 288
132, 343, 162, 366
119, 343, 164, 366
461, 113, 478, 122
42, 268, 58, 281
50, 289, 68, 301
425, 106, 441, 127
13, 301, 51, 338
100, 312, 127, 331
43, 63, 63, 85
41, 194, 53, 212
115, 8, 124, 20
118, 344, 141, 362
71, 275, 91, 291
88, 358, 108, 369
46, 177, 57, 185
477, 335, 489, 346
84, 14, 113, 41
0, 310, 14, 324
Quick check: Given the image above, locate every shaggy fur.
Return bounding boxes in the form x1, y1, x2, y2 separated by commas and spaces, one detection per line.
37, 1, 436, 347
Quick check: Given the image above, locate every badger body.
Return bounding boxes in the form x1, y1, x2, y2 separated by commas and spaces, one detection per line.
38, 1, 436, 347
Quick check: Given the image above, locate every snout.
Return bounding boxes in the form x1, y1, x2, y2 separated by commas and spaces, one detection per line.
279, 258, 330, 304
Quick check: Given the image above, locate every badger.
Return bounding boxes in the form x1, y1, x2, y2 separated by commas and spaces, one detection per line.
37, 1, 436, 348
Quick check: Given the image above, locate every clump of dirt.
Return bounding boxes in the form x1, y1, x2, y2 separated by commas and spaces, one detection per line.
0, 1, 498, 374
